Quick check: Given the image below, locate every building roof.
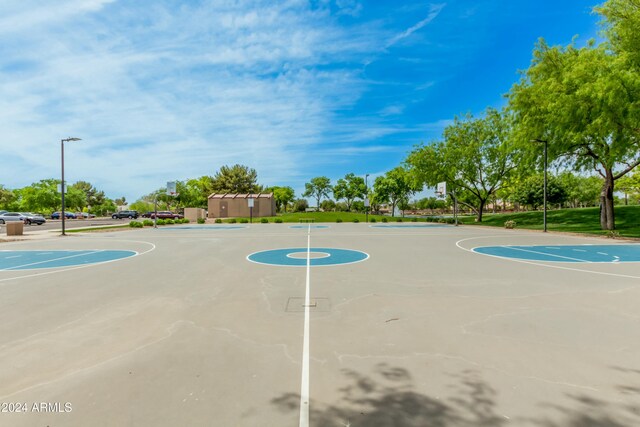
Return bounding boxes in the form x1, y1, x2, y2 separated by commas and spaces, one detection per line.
208, 193, 273, 199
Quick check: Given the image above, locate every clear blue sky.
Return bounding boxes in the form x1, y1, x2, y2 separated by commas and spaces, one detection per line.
0, 1, 601, 201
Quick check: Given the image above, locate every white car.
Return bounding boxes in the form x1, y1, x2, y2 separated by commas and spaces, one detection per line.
0, 212, 27, 224
20, 212, 47, 225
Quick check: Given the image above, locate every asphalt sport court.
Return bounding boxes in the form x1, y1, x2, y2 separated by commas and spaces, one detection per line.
1, 225, 640, 426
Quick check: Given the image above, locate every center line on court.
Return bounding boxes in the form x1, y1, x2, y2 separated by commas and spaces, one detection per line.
299, 224, 311, 427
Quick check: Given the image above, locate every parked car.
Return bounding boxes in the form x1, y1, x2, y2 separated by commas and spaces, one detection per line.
20, 212, 47, 225
51, 212, 77, 219
149, 211, 183, 219
76, 212, 96, 219
0, 212, 27, 224
141, 211, 154, 218
112, 210, 139, 219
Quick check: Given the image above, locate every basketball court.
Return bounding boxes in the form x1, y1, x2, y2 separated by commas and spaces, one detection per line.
1, 223, 639, 426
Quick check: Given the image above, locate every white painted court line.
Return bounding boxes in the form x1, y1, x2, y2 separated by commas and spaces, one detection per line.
0, 239, 156, 285
1, 250, 105, 271
299, 224, 311, 427
456, 236, 640, 286
504, 246, 590, 263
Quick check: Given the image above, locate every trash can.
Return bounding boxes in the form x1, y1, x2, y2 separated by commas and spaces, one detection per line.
6, 222, 24, 236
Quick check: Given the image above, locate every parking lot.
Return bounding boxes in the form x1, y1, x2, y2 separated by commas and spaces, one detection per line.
1, 224, 640, 426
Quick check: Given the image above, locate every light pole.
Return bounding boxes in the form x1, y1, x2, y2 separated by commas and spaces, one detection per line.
61, 137, 82, 236
365, 174, 370, 223
531, 139, 548, 232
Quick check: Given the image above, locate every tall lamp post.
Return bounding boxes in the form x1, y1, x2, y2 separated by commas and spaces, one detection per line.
365, 174, 370, 223
61, 137, 82, 236
531, 139, 548, 233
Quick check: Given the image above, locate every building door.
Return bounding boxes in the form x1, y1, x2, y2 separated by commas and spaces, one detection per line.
220, 201, 228, 218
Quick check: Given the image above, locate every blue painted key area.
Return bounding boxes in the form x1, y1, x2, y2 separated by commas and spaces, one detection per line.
473, 244, 640, 263
0, 250, 136, 270
248, 247, 368, 267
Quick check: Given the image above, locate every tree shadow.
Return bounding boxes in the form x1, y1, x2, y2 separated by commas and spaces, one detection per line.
523, 366, 640, 427
271, 364, 507, 427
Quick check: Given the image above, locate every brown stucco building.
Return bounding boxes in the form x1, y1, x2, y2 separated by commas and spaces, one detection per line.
207, 193, 276, 218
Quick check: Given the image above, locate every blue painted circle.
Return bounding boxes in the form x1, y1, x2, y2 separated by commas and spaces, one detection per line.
248, 247, 368, 267
370, 224, 450, 228
161, 225, 247, 230
0, 250, 136, 270
473, 244, 640, 263
288, 225, 330, 229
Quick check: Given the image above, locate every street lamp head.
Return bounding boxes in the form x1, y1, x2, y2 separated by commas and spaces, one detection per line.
62, 137, 82, 142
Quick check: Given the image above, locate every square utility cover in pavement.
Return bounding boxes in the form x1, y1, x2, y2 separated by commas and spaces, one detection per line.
285, 297, 331, 312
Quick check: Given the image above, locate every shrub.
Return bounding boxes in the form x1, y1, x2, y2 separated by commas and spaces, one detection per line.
370, 218, 377, 223
438, 217, 447, 223
504, 220, 516, 229
336, 218, 343, 223
607, 230, 620, 239
411, 218, 418, 222
353, 218, 359, 223
239, 218, 249, 223
215, 219, 222, 223
129, 221, 143, 228
197, 218, 206, 224
396, 218, 403, 222
142, 219, 154, 227
381, 217, 388, 223
293, 199, 309, 212
274, 218, 283, 223
228, 218, 237, 223
166, 219, 175, 224
260, 218, 269, 223
182, 218, 190, 223
156, 219, 166, 226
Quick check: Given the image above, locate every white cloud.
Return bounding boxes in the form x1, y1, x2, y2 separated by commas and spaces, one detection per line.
0, 1, 448, 201
387, 3, 446, 47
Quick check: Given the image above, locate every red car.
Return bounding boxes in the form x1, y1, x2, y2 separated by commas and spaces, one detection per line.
149, 211, 183, 219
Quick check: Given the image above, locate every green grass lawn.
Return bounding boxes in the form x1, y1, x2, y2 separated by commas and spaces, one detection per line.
458, 205, 640, 238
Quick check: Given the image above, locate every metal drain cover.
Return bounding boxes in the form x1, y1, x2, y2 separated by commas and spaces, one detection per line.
286, 297, 331, 312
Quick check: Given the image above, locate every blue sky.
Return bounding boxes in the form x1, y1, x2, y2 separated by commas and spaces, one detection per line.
0, 0, 601, 202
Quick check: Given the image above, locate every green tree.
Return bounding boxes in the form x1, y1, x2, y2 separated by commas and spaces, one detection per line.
92, 199, 117, 216
65, 186, 87, 212
596, 0, 640, 66
293, 198, 309, 212
302, 177, 332, 211
0, 185, 17, 209
211, 164, 259, 193
556, 172, 601, 208
373, 167, 421, 217
616, 173, 640, 205
407, 108, 519, 222
70, 181, 105, 210
332, 173, 366, 211
267, 186, 295, 213
512, 174, 567, 210
20, 179, 61, 213
509, 37, 640, 230
320, 199, 336, 212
